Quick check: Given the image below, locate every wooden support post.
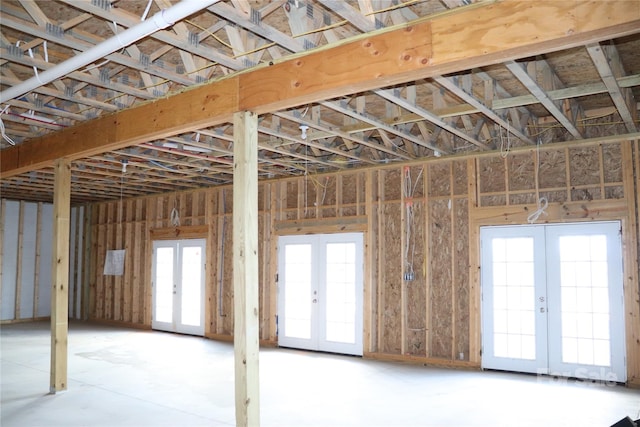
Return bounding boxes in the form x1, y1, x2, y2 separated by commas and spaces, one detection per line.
50, 158, 71, 393
233, 111, 260, 427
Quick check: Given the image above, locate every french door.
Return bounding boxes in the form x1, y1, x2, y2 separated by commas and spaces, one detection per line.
152, 239, 206, 336
481, 222, 626, 382
277, 233, 364, 356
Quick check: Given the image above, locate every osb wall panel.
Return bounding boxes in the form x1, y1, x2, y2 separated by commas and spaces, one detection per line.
454, 198, 469, 361
569, 146, 600, 186
83, 140, 639, 378
405, 200, 426, 357
379, 202, 402, 353
429, 198, 453, 359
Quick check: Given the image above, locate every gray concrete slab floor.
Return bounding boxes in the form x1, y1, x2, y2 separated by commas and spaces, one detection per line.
1, 321, 639, 427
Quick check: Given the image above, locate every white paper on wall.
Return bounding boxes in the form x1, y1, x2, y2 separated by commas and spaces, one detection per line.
103, 249, 125, 276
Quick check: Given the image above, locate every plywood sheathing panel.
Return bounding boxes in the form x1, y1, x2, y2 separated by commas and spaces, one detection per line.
405, 200, 426, 357
380, 202, 402, 354
429, 163, 451, 197
603, 144, 624, 183
453, 161, 467, 196
342, 174, 358, 205
454, 198, 469, 361
429, 198, 453, 359
384, 169, 402, 201
507, 153, 535, 192
569, 146, 600, 186
539, 149, 567, 189
478, 156, 506, 194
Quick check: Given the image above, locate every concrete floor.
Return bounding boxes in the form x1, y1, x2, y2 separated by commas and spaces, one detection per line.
1, 321, 638, 427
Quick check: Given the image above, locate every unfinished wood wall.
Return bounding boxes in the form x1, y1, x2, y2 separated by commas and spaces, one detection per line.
85, 138, 640, 385
0, 200, 86, 322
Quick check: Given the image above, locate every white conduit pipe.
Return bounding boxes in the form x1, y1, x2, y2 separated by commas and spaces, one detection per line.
0, 0, 220, 104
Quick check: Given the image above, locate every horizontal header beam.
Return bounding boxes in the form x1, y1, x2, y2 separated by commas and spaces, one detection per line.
2, 0, 639, 178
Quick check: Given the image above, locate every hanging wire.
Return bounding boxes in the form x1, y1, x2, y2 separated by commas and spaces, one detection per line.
0, 106, 16, 146
527, 138, 548, 224
499, 119, 511, 158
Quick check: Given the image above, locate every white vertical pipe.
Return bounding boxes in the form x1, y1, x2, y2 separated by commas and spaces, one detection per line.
0, 0, 220, 104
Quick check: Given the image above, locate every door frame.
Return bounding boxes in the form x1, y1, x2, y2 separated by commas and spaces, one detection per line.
480, 221, 626, 382
151, 238, 206, 336
277, 232, 364, 356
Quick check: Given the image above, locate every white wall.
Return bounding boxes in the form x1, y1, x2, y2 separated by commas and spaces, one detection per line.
1, 200, 84, 322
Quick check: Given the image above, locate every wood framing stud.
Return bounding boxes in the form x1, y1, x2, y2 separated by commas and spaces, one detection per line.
50, 158, 71, 393
233, 111, 260, 426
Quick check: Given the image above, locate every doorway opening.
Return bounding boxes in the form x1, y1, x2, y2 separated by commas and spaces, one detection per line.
151, 239, 206, 336
277, 233, 364, 356
480, 222, 626, 382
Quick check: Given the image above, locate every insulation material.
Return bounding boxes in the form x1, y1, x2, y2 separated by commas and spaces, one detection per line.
429, 162, 451, 197
384, 169, 402, 201
454, 199, 469, 361
507, 153, 535, 191
429, 199, 453, 359
539, 149, 567, 189
405, 201, 426, 357
453, 161, 467, 196
569, 146, 600, 186
478, 156, 506, 193
603, 143, 623, 184
380, 203, 402, 354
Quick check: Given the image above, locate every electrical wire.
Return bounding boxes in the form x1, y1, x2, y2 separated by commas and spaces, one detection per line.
0, 106, 17, 146
528, 138, 548, 224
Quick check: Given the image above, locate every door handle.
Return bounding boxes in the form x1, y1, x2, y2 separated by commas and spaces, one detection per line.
312, 299, 317, 303
539, 307, 546, 313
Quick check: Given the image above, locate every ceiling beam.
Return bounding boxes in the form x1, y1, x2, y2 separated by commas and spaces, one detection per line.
586, 43, 638, 133
505, 60, 584, 139
2, 0, 639, 177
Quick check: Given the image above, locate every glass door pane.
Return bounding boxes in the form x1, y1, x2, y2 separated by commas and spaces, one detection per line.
324, 242, 356, 344
152, 244, 175, 331
152, 239, 205, 336
546, 222, 626, 382
282, 243, 313, 341
180, 245, 203, 328
481, 226, 547, 374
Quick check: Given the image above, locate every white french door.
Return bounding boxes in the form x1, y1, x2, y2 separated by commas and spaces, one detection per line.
152, 239, 206, 336
277, 233, 364, 356
481, 222, 626, 382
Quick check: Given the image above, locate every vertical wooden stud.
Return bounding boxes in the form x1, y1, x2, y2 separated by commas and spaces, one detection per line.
233, 111, 260, 427
622, 140, 640, 385
364, 170, 374, 353
50, 158, 71, 393
467, 158, 481, 364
